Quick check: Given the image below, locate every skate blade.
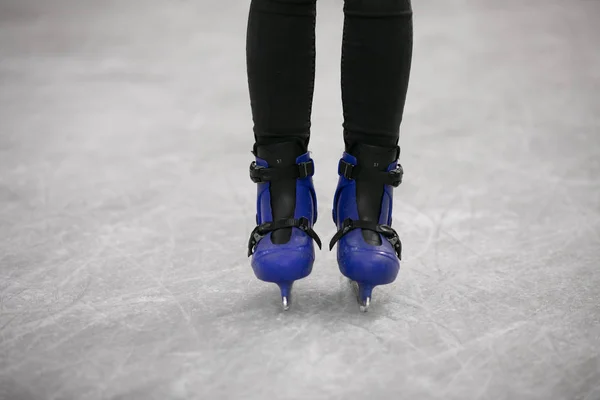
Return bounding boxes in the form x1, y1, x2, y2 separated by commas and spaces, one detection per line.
359, 297, 371, 313
350, 280, 372, 313
278, 282, 293, 311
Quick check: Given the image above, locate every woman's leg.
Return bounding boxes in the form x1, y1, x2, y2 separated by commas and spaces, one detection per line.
331, 0, 413, 310
245, 0, 321, 309
246, 0, 317, 152
341, 0, 413, 151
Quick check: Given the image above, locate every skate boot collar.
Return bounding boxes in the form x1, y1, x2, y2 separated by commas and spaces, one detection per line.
339, 143, 402, 186
346, 143, 400, 165
253, 141, 307, 165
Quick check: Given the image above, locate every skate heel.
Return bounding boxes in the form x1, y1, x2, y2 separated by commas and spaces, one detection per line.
343, 250, 398, 312
250, 240, 314, 284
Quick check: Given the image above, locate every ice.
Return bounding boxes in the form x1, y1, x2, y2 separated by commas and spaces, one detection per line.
0, 0, 599, 399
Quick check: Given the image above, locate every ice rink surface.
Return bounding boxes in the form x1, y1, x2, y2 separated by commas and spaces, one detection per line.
1, 0, 599, 399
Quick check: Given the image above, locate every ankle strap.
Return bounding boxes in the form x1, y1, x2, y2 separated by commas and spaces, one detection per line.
338, 159, 403, 187
329, 218, 402, 259
250, 160, 314, 183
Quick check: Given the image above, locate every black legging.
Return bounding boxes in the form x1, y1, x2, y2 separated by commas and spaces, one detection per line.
246, 0, 413, 153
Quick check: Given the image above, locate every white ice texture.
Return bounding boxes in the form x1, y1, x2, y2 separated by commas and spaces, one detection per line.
0, 0, 599, 399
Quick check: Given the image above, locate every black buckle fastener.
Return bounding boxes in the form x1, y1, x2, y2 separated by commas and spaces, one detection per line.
338, 160, 403, 187
299, 161, 311, 179
388, 164, 404, 187
328, 218, 402, 259
340, 160, 354, 180
250, 160, 314, 183
249, 162, 265, 183
247, 217, 322, 256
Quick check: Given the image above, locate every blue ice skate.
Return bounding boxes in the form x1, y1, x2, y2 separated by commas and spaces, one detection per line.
247, 142, 321, 310
329, 144, 403, 312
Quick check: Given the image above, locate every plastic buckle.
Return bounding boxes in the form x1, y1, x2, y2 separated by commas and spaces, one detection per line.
247, 222, 273, 256
298, 161, 312, 179
296, 217, 309, 231
339, 160, 354, 180
388, 235, 402, 259
378, 224, 396, 237
249, 161, 266, 183
389, 164, 404, 187
378, 224, 402, 259
342, 219, 354, 234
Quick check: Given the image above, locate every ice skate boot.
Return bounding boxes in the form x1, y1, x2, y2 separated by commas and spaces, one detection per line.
247, 141, 322, 310
329, 143, 404, 312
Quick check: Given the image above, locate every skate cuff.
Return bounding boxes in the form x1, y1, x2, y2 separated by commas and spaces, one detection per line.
338, 160, 403, 187
250, 160, 314, 183
329, 218, 402, 259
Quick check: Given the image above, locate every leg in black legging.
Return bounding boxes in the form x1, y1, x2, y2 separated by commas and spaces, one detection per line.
246, 0, 318, 244
340, 0, 413, 246
341, 0, 413, 151
246, 0, 317, 153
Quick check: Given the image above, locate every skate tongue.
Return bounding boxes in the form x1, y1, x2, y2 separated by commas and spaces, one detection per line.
254, 141, 306, 245
255, 141, 306, 167
349, 143, 400, 246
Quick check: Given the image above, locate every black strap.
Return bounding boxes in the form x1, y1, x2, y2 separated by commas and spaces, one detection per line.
338, 160, 403, 187
250, 160, 314, 183
248, 217, 322, 256
328, 218, 402, 259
